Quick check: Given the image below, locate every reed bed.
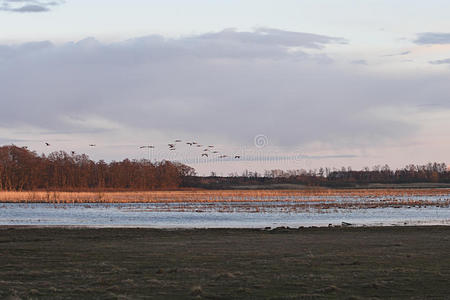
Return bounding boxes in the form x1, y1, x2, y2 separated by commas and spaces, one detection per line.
0, 189, 449, 204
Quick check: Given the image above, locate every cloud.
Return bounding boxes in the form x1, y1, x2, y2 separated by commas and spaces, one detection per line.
197, 27, 347, 49
430, 58, 450, 65
0, 0, 63, 13
415, 32, 450, 44
382, 51, 410, 57
351, 59, 367, 65
0, 28, 449, 155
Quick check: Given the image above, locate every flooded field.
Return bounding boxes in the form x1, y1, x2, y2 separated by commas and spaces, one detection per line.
1, 189, 449, 227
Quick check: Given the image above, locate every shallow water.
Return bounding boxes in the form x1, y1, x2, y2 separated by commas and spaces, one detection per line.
1, 202, 449, 228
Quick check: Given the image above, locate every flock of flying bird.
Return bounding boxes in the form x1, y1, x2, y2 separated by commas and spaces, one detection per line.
139, 139, 241, 159
42, 140, 241, 160
42, 142, 97, 157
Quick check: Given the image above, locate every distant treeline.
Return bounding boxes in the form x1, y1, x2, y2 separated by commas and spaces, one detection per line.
184, 163, 450, 189
1, 145, 449, 190
0, 145, 195, 191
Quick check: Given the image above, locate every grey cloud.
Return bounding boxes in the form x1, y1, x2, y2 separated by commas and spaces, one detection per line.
0, 28, 448, 151
0, 0, 63, 13
430, 58, 450, 65
415, 32, 450, 44
351, 59, 367, 65
11, 4, 48, 12
124, 28, 345, 61
382, 51, 410, 57
197, 27, 347, 49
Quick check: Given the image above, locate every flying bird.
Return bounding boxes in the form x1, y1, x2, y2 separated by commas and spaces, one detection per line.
208, 145, 214, 148
175, 139, 182, 142
89, 144, 96, 147
235, 155, 241, 159
186, 142, 193, 146
212, 151, 219, 154
201, 153, 208, 157
168, 144, 175, 148
45, 142, 50, 146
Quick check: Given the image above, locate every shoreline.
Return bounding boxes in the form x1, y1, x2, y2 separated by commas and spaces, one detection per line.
2, 222, 450, 229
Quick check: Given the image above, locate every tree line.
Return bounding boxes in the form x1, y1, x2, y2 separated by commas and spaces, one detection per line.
1, 145, 449, 190
184, 163, 450, 189
0, 145, 195, 191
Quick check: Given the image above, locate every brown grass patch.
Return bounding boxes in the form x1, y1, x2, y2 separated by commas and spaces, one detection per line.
0, 189, 449, 204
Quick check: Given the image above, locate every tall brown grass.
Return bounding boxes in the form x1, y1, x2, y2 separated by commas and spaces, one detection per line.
0, 189, 449, 204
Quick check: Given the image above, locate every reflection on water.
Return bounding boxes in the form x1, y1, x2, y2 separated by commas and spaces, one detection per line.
1, 202, 450, 228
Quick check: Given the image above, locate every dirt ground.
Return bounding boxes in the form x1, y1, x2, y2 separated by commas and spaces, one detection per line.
0, 226, 449, 299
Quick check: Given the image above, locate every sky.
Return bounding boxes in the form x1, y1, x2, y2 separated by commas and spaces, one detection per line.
1, 0, 450, 175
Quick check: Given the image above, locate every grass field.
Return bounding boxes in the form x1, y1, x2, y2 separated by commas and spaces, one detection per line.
0, 226, 449, 299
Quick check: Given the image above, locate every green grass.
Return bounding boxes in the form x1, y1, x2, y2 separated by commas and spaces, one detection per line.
0, 226, 449, 299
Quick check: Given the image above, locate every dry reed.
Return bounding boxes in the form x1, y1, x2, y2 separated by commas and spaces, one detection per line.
0, 189, 449, 205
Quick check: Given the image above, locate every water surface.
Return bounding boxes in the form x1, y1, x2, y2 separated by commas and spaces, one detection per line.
1, 202, 449, 228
